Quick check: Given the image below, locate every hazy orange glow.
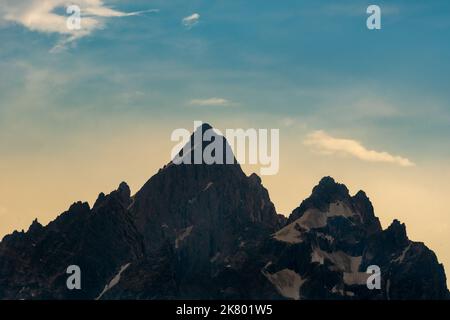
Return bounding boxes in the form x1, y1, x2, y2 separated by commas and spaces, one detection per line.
1, 121, 449, 286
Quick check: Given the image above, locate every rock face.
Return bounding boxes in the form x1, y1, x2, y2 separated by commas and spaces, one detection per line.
265, 177, 447, 299
0, 124, 448, 300
0, 188, 144, 299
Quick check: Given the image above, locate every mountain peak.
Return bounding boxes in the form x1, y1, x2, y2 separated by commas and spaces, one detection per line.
354, 190, 368, 199
287, 177, 351, 223
314, 176, 349, 195
386, 219, 408, 243
286, 177, 383, 235
318, 176, 336, 185
118, 181, 131, 198
309, 176, 350, 205
27, 218, 43, 234
196, 122, 213, 132
352, 189, 382, 234
174, 121, 237, 166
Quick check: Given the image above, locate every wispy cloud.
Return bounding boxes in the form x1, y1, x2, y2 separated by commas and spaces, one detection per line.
304, 130, 415, 167
182, 13, 200, 29
0, 0, 158, 52
188, 97, 234, 107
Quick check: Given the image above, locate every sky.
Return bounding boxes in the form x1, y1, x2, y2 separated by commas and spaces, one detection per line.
1, 0, 450, 285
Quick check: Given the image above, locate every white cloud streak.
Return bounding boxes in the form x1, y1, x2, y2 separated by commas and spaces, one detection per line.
0, 0, 158, 52
182, 13, 200, 29
189, 97, 234, 107
304, 130, 415, 167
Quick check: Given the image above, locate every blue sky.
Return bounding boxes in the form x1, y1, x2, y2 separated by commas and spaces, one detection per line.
1, 0, 450, 162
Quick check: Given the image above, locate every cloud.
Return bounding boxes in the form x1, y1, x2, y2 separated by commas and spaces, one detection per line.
304, 130, 415, 167
0, 0, 158, 52
189, 98, 234, 107
182, 13, 200, 29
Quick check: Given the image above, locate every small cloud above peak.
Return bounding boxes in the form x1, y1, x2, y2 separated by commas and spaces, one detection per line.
304, 130, 415, 167
182, 13, 200, 29
188, 98, 235, 107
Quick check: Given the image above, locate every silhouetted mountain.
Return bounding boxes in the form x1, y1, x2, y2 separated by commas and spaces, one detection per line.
0, 124, 447, 300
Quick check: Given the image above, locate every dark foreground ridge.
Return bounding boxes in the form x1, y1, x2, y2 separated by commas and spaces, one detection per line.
0, 124, 448, 300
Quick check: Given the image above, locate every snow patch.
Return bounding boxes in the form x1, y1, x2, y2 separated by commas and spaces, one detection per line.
210, 252, 220, 263
175, 225, 194, 248
393, 243, 411, 264
262, 269, 305, 300
203, 182, 213, 192
343, 272, 369, 286
328, 201, 354, 218
273, 219, 305, 244
311, 247, 367, 286
311, 248, 362, 273
332, 285, 355, 297
273, 201, 357, 244
96, 263, 131, 300
317, 232, 334, 243
297, 208, 328, 230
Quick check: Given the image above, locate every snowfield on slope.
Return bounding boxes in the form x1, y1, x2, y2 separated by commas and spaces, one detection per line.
273, 201, 356, 244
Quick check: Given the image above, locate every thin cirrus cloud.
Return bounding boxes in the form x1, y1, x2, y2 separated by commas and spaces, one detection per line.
188, 98, 234, 107
304, 130, 415, 167
182, 13, 200, 29
0, 0, 158, 52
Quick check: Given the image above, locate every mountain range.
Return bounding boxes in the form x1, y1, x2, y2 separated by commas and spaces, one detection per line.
0, 123, 448, 300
